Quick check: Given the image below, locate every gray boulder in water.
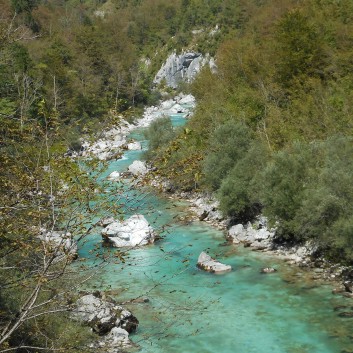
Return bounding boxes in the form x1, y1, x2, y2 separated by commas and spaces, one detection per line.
197, 252, 231, 273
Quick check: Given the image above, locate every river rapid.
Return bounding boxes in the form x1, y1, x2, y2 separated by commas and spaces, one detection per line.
78, 112, 353, 353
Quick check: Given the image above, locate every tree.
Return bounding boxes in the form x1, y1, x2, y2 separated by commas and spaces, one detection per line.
203, 121, 252, 190
275, 9, 326, 86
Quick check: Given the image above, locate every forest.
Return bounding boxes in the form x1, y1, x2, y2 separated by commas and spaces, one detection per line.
1, 0, 353, 351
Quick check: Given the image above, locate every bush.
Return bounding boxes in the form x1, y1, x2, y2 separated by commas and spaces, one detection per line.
203, 121, 252, 190
218, 140, 269, 221
261, 136, 353, 263
144, 116, 176, 160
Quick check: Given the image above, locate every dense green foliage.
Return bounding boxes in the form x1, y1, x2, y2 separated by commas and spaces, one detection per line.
3, 0, 353, 350
144, 116, 176, 160
148, 0, 353, 263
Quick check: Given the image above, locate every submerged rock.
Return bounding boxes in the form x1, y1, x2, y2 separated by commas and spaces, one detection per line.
197, 251, 231, 273
260, 267, 277, 274
101, 214, 155, 248
338, 312, 353, 318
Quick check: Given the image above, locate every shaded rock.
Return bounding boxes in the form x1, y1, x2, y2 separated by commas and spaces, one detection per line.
197, 252, 231, 273
101, 214, 155, 248
338, 312, 353, 318
128, 160, 148, 176
39, 229, 78, 260
72, 294, 139, 336
91, 327, 131, 352
99, 217, 115, 227
344, 281, 353, 293
228, 217, 275, 248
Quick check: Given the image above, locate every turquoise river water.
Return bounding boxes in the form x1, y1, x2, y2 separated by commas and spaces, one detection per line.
78, 114, 353, 353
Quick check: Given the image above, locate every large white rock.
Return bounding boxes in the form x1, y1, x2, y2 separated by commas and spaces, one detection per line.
228, 216, 276, 247
107, 171, 120, 181
178, 94, 196, 106
197, 252, 231, 273
127, 141, 142, 150
39, 230, 78, 259
102, 214, 155, 247
169, 103, 185, 114
128, 160, 148, 176
71, 294, 139, 343
153, 51, 215, 88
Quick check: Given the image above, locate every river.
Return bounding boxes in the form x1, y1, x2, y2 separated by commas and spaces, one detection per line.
78, 113, 353, 353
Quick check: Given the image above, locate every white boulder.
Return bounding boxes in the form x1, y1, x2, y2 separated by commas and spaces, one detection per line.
101, 214, 155, 247
127, 141, 142, 150
178, 94, 196, 106
73, 293, 138, 350
39, 230, 77, 259
107, 171, 120, 181
197, 252, 231, 273
128, 160, 148, 176
228, 216, 275, 248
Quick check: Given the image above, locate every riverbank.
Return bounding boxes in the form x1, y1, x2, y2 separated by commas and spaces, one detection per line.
78, 91, 353, 299
77, 93, 196, 161
142, 173, 353, 298
75, 95, 353, 352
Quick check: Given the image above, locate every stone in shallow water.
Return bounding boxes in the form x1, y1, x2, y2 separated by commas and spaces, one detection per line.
197, 251, 231, 273
260, 267, 277, 274
127, 141, 142, 150
101, 214, 155, 247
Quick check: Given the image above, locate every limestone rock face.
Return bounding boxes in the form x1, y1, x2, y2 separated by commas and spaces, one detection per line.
101, 214, 155, 248
128, 160, 148, 176
153, 51, 216, 88
197, 252, 231, 273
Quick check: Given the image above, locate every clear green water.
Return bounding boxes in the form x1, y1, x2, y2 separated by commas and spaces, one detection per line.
78, 116, 353, 353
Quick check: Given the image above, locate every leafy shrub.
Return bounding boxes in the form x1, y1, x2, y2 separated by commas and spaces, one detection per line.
261, 136, 353, 262
218, 140, 269, 221
144, 116, 176, 160
203, 121, 253, 190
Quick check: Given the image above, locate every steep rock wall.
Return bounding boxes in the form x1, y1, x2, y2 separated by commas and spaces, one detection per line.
153, 51, 216, 89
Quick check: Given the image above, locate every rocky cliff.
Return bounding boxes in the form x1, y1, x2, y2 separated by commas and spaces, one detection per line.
153, 51, 216, 89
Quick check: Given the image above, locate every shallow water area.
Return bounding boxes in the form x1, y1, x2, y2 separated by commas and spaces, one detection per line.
77, 110, 353, 353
